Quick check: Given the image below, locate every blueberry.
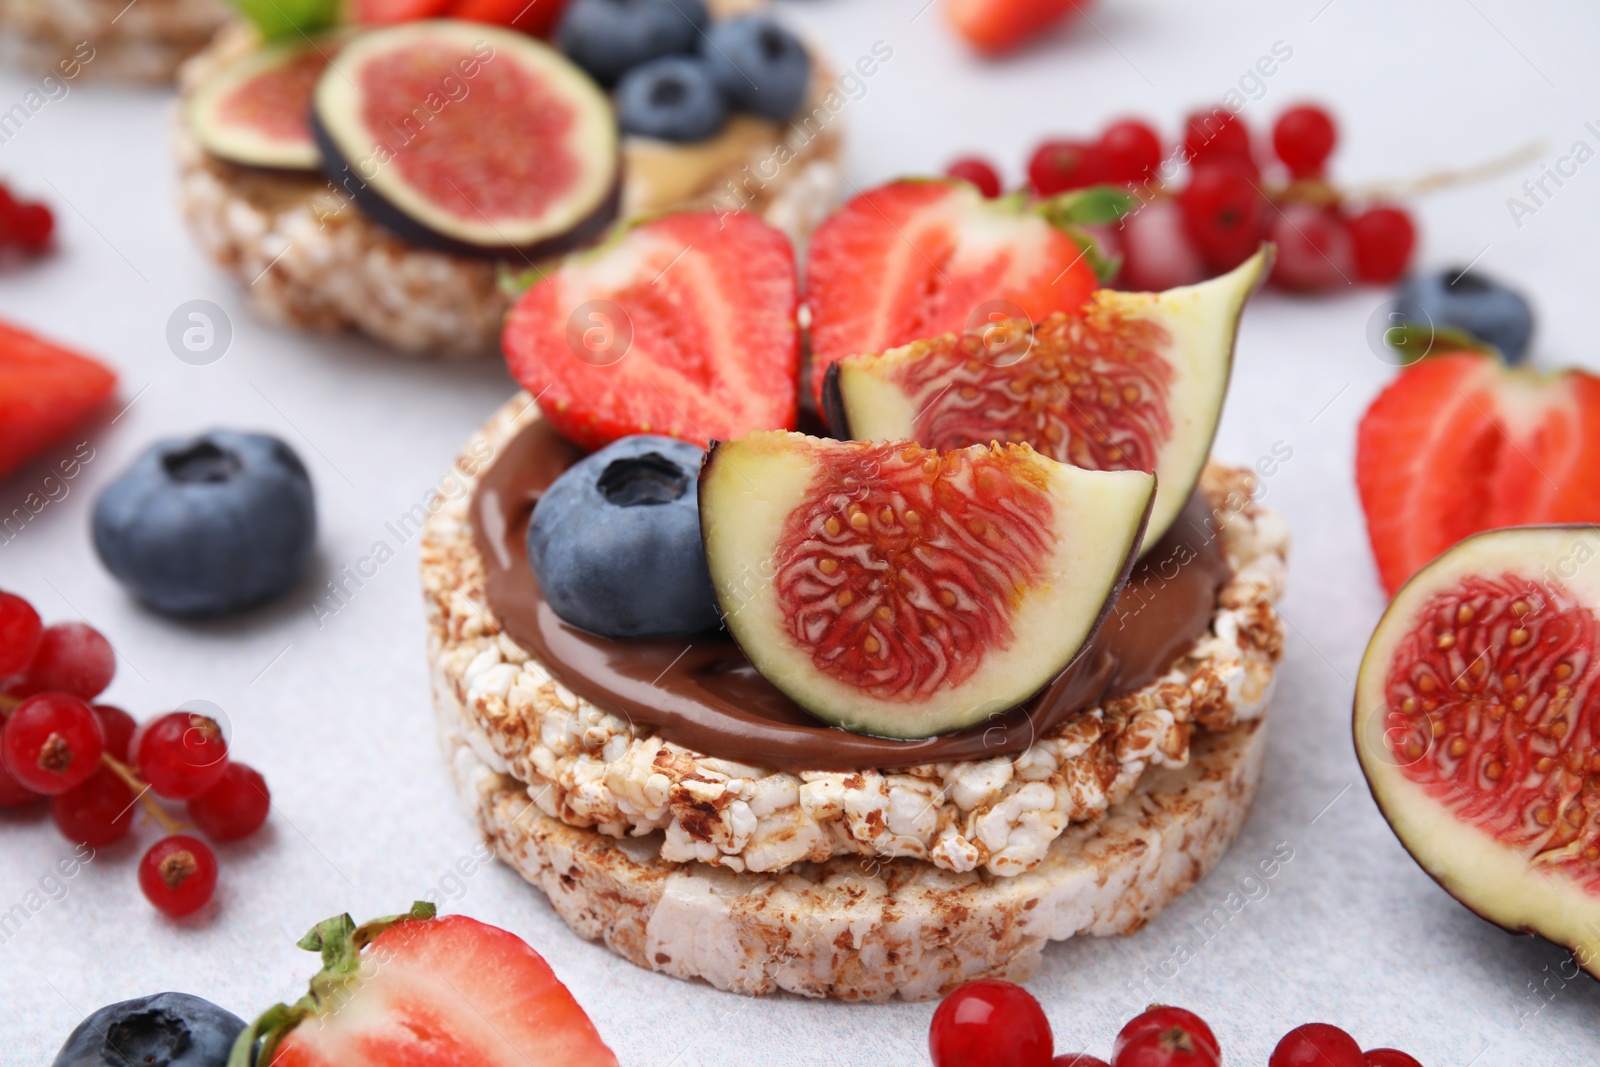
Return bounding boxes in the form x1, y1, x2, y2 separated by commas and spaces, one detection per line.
556, 0, 710, 88
701, 15, 811, 121
528, 436, 719, 638
1396, 268, 1535, 364
52, 992, 245, 1067
93, 430, 316, 616
616, 56, 728, 142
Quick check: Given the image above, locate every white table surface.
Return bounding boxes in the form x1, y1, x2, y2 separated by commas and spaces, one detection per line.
4, 0, 1600, 1062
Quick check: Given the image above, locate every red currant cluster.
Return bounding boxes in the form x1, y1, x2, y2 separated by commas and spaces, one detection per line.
927, 981, 1424, 1067
0, 182, 54, 254
945, 103, 1417, 295
0, 590, 270, 918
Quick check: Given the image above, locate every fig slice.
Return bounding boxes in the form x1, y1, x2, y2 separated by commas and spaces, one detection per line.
699, 431, 1155, 739
825, 246, 1270, 552
311, 20, 620, 258
185, 34, 345, 171
1355, 524, 1600, 973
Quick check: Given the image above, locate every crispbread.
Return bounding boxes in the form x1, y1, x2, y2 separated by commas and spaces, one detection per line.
0, 0, 228, 82
173, 16, 844, 358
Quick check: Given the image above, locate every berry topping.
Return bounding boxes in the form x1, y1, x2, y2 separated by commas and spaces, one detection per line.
701, 432, 1153, 737
805, 179, 1102, 404
505, 210, 800, 450
133, 711, 231, 801
50, 992, 245, 1067
1395, 268, 1533, 363
0, 759, 41, 807
929, 980, 1053, 1067
1272, 103, 1338, 178
1348, 204, 1416, 284
1118, 198, 1207, 292
0, 590, 43, 678
8, 621, 116, 700
1, 693, 104, 796
702, 14, 812, 121
946, 0, 1093, 55
1099, 118, 1163, 184
1354, 352, 1600, 594
187, 762, 271, 842
50, 767, 136, 847
1267, 201, 1353, 292
11, 201, 54, 249
138, 835, 219, 917
1179, 157, 1268, 272
528, 436, 718, 638
1113, 1007, 1221, 1063
1184, 107, 1253, 169
556, 0, 709, 87
92, 430, 317, 616
0, 318, 116, 480
91, 704, 137, 763
1028, 138, 1107, 195
239, 904, 619, 1064
451, 0, 573, 35
615, 56, 727, 142
1054, 1057, 1112, 1067
945, 156, 1004, 198
1269, 1023, 1363, 1067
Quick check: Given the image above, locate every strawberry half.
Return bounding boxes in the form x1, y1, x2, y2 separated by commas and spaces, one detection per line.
240, 903, 618, 1066
1356, 350, 1600, 595
504, 210, 800, 451
804, 179, 1102, 407
0, 319, 116, 480
946, 0, 1093, 54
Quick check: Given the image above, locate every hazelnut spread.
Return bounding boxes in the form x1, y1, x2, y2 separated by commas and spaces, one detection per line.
470, 419, 1231, 772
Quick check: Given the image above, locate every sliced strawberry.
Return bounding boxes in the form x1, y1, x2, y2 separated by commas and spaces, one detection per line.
254, 906, 617, 1066
0, 319, 116, 480
504, 210, 799, 450
450, 0, 571, 36
804, 179, 1100, 406
1356, 351, 1600, 595
353, 0, 453, 23
946, 0, 1093, 54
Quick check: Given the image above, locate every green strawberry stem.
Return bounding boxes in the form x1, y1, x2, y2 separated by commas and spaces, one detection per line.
227, 0, 342, 40
1383, 322, 1500, 365
228, 902, 438, 1067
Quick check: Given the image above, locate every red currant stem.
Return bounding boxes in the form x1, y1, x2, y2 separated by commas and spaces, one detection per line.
100, 754, 185, 835
1342, 139, 1545, 200
0, 693, 19, 715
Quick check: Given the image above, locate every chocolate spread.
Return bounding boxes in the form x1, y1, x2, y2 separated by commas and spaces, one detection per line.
470, 419, 1232, 772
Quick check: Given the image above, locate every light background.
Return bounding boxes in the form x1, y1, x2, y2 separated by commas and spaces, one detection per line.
3, 0, 1599, 1062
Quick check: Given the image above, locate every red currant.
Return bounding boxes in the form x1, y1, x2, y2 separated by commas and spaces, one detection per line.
11, 622, 115, 699
133, 711, 230, 800
1349, 204, 1417, 284
1179, 157, 1267, 271
1183, 107, 1253, 168
139, 835, 218, 917
946, 156, 1003, 198
1, 692, 104, 795
0, 758, 42, 807
1269, 202, 1355, 292
1272, 104, 1338, 178
1113, 1006, 1221, 1062
1099, 119, 1163, 185
92, 704, 137, 763
1053, 1057, 1111, 1067
1113, 1028, 1219, 1067
929, 980, 1053, 1067
50, 766, 135, 846
188, 762, 270, 841
1363, 1051, 1423, 1067
0, 591, 43, 677
1029, 139, 1107, 195
13, 203, 53, 250
1270, 1024, 1364, 1067
1118, 199, 1206, 291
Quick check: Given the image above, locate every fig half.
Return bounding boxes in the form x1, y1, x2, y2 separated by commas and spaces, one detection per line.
186, 35, 344, 171
826, 246, 1270, 552
1355, 524, 1600, 974
311, 20, 620, 259
700, 431, 1154, 739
